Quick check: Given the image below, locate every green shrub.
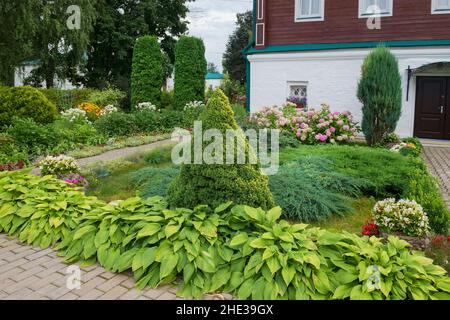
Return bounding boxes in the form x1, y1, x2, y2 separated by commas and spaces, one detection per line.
161, 91, 173, 109
87, 87, 126, 108
167, 89, 274, 210
357, 46, 402, 146
0, 86, 58, 127
132, 110, 160, 134
133, 167, 180, 198
52, 118, 105, 147
173, 36, 207, 110
403, 137, 423, 153
159, 109, 185, 131
143, 146, 173, 165
1, 170, 450, 300
269, 159, 363, 222
40, 88, 99, 111
403, 164, 450, 234
7, 117, 57, 154
94, 112, 138, 137
131, 36, 164, 108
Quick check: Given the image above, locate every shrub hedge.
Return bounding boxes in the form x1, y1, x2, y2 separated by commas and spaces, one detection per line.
131, 36, 164, 108
173, 36, 207, 110
0, 86, 58, 127
0, 170, 449, 300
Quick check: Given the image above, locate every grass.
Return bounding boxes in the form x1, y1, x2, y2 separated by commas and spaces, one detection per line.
83, 145, 174, 202
309, 197, 375, 234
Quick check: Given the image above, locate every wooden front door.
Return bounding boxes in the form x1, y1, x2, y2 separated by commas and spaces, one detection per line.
414, 77, 449, 139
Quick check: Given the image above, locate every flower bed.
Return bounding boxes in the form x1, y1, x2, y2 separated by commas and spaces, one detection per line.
250, 104, 360, 144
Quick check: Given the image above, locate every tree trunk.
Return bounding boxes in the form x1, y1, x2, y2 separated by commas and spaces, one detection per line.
45, 60, 55, 88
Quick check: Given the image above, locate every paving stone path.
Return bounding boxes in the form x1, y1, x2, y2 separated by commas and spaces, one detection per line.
0, 235, 232, 300
423, 146, 450, 210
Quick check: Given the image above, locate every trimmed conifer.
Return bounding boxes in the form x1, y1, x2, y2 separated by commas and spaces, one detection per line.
131, 36, 164, 108
167, 89, 275, 210
173, 36, 207, 110
357, 46, 402, 146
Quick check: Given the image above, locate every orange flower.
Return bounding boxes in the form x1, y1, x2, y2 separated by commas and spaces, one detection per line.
78, 102, 104, 118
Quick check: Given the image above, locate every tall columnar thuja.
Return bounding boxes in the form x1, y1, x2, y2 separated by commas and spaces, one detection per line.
173, 36, 207, 110
131, 36, 164, 108
357, 46, 402, 146
167, 89, 275, 210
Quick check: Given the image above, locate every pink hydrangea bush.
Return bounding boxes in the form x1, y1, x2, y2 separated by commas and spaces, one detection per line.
250, 104, 360, 145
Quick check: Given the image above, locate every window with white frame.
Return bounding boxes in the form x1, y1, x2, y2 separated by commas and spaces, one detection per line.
295, 0, 325, 22
432, 0, 450, 14
287, 82, 308, 106
359, 0, 393, 18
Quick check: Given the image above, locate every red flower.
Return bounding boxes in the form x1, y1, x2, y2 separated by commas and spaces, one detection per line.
361, 221, 380, 237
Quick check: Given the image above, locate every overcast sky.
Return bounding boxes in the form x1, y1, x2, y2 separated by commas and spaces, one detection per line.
186, 0, 253, 72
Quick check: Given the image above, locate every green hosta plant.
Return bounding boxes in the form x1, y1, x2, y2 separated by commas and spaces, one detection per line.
0, 170, 103, 247
58, 198, 233, 299
221, 205, 450, 300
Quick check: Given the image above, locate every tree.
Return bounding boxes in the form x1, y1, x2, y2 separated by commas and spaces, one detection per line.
222, 11, 252, 85
357, 46, 402, 146
83, 0, 192, 94
173, 36, 207, 110
25, 0, 97, 88
131, 36, 164, 108
207, 62, 219, 73
167, 89, 275, 210
0, 1, 37, 86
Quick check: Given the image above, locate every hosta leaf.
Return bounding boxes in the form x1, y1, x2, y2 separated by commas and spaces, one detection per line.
73, 225, 96, 240
237, 278, 254, 299
165, 224, 181, 238
210, 267, 231, 292
196, 252, 215, 273
136, 223, 161, 239
281, 265, 296, 286
16, 205, 34, 218
230, 233, 248, 247
142, 247, 157, 270
266, 207, 281, 223
160, 253, 178, 279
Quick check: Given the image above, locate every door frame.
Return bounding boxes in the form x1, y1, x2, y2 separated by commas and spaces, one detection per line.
413, 76, 449, 140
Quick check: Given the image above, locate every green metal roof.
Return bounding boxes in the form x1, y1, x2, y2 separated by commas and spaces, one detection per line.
205, 72, 224, 80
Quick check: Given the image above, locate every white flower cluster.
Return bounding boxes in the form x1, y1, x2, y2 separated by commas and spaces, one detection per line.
373, 198, 430, 237
39, 155, 80, 176
136, 102, 158, 112
60, 108, 90, 124
103, 105, 118, 114
183, 101, 205, 111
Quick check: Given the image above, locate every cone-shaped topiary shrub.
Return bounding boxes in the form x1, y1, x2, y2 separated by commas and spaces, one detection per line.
357, 46, 402, 146
131, 36, 164, 108
167, 89, 275, 210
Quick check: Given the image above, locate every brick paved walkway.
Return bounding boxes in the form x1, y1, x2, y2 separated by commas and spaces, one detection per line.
423, 146, 450, 210
0, 235, 230, 300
